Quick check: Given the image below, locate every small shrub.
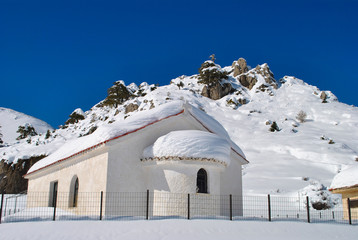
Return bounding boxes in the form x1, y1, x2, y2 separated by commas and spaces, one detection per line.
328, 139, 335, 144
296, 110, 307, 123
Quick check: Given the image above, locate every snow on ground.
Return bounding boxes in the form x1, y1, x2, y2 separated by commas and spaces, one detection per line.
0, 220, 357, 240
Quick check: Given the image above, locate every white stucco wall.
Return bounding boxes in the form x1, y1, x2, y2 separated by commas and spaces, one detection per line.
144, 161, 224, 217
26, 148, 108, 215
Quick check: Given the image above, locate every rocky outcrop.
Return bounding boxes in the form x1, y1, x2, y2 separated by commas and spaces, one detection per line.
0, 155, 46, 193
232, 58, 249, 77
237, 63, 278, 90
238, 75, 258, 90
125, 103, 139, 114
201, 82, 233, 100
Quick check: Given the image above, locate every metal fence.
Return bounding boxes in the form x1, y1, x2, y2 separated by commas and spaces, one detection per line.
0, 191, 356, 225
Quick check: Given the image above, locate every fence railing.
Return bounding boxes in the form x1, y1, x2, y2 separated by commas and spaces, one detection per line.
0, 191, 356, 225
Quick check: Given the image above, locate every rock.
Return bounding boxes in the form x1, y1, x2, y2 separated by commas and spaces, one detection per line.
239, 75, 257, 90
238, 64, 278, 91
232, 58, 248, 77
320, 91, 327, 101
201, 82, 233, 100
0, 155, 46, 193
257, 64, 277, 89
84, 126, 97, 136
125, 103, 139, 114
238, 98, 247, 105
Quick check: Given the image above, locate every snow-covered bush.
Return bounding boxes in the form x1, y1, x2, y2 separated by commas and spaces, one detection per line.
301, 181, 339, 210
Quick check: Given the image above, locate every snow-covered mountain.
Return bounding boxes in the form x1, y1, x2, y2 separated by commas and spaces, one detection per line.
0, 107, 53, 144
1, 57, 357, 199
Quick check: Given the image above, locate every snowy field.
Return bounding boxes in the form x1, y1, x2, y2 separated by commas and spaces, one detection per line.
0, 220, 357, 240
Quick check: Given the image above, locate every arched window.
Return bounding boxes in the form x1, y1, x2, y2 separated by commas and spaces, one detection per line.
69, 176, 79, 207
196, 168, 208, 193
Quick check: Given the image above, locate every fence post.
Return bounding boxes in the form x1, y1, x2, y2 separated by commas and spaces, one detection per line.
187, 194, 190, 220
14, 196, 18, 214
306, 196, 310, 223
268, 194, 271, 222
99, 191, 103, 220
229, 194, 233, 221
146, 190, 149, 220
0, 192, 4, 224
348, 198, 352, 225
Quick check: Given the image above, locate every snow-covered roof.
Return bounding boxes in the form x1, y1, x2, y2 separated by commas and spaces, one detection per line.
330, 165, 358, 190
143, 130, 231, 165
26, 101, 247, 176
185, 103, 246, 159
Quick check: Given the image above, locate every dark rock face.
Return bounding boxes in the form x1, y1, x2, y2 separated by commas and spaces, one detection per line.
0, 155, 46, 193
125, 103, 139, 114
201, 82, 233, 100
239, 75, 258, 90
232, 58, 249, 77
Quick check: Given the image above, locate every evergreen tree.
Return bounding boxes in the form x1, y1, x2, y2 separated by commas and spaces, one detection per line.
16, 124, 38, 140
45, 129, 52, 139
103, 81, 133, 108
198, 59, 228, 86
65, 112, 85, 125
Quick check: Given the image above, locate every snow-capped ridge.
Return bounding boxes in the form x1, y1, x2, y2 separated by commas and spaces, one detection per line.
0, 107, 53, 144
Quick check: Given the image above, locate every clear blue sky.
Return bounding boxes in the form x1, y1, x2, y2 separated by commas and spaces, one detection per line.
1, 0, 357, 128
